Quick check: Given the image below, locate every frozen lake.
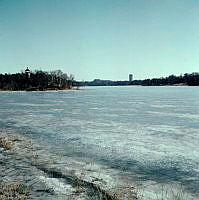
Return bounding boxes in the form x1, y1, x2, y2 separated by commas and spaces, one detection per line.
0, 86, 199, 198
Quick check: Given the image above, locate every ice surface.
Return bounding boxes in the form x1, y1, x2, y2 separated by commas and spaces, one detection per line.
0, 86, 198, 199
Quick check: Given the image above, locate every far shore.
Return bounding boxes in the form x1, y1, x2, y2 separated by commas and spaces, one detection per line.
0, 87, 81, 92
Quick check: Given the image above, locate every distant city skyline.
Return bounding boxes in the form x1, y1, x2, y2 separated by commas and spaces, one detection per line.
1, 0, 199, 81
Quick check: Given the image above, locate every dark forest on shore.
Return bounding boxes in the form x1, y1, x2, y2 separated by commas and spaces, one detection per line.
1, 71, 199, 91
0, 69, 74, 91
77, 72, 199, 87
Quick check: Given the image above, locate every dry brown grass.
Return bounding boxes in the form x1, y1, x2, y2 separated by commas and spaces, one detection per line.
0, 136, 13, 150
0, 181, 29, 200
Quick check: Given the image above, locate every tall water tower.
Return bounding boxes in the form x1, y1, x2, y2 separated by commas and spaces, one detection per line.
129, 74, 133, 82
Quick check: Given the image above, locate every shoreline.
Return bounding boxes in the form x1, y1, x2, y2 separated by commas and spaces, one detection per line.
2, 84, 199, 92
0, 129, 138, 200
1, 129, 198, 200
0, 87, 81, 92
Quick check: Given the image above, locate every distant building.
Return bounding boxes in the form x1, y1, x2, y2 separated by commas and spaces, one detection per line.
129, 74, 133, 82
25, 67, 31, 78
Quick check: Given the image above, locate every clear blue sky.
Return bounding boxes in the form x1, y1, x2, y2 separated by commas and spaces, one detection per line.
0, 0, 199, 81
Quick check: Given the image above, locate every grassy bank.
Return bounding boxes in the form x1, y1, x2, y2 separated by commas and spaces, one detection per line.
0, 130, 139, 200
0, 130, 196, 200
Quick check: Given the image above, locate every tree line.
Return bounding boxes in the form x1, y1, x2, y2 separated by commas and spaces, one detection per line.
0, 69, 74, 91
133, 72, 199, 86
76, 72, 199, 87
